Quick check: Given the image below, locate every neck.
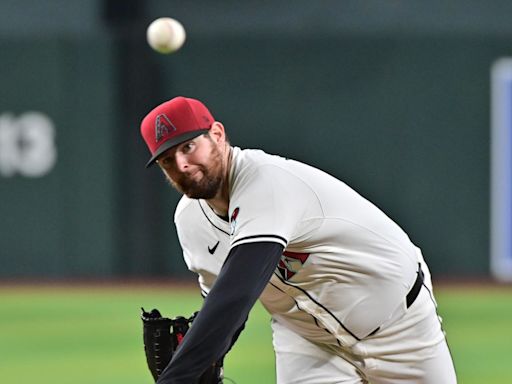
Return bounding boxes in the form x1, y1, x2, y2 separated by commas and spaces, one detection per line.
206, 145, 232, 217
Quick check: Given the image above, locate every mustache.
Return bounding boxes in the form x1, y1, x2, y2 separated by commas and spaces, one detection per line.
168, 166, 205, 186
163, 165, 220, 199
162, 143, 224, 198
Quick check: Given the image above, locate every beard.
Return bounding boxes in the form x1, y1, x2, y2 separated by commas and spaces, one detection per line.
166, 144, 224, 199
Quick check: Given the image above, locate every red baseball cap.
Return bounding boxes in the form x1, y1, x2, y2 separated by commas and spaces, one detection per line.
140, 96, 215, 167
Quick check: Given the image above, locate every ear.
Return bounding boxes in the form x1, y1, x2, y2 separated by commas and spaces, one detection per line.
209, 122, 226, 144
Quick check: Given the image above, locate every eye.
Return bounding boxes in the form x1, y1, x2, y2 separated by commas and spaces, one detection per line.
158, 156, 172, 167
156, 150, 177, 167
181, 141, 195, 154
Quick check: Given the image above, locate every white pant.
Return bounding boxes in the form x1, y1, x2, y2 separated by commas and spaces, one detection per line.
271, 258, 457, 383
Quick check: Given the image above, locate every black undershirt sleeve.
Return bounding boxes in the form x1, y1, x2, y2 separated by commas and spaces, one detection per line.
156, 241, 284, 384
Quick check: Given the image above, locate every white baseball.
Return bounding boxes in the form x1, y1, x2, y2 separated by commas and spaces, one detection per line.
146, 17, 186, 54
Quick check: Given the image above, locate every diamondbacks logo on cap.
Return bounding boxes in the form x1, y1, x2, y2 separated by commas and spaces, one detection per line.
155, 114, 177, 142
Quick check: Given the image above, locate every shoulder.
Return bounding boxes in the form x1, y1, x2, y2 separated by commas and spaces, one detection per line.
231, 147, 325, 192
231, 147, 293, 181
233, 147, 285, 165
174, 195, 201, 225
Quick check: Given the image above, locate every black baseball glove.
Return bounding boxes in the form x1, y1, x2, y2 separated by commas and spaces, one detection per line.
141, 308, 224, 384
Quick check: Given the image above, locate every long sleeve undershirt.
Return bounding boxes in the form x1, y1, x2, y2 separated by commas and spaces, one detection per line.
156, 241, 284, 384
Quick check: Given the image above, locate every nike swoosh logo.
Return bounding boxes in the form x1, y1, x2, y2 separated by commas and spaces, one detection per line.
208, 241, 220, 255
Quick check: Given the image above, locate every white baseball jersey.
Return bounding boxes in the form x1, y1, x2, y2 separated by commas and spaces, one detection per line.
175, 147, 427, 347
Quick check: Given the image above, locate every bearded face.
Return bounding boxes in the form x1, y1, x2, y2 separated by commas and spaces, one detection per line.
164, 137, 225, 199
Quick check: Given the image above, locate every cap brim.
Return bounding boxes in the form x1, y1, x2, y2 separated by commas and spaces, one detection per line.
145, 129, 210, 168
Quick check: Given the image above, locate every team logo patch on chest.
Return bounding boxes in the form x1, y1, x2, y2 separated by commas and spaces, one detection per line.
230, 207, 240, 235
277, 251, 310, 280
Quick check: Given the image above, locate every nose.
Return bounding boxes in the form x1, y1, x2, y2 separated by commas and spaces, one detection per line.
174, 152, 189, 172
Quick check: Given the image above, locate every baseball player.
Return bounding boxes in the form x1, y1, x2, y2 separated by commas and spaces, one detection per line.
140, 96, 457, 383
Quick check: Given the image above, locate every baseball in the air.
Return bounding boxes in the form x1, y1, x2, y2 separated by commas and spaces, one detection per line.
146, 17, 186, 54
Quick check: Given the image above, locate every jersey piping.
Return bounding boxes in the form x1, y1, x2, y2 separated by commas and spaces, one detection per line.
268, 280, 347, 347
271, 272, 362, 345
198, 200, 230, 236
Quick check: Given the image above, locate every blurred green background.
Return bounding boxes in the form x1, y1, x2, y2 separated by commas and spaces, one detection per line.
2, 0, 512, 279
0, 284, 510, 384
1, 1, 512, 382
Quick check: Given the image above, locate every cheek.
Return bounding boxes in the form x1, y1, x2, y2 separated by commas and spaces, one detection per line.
161, 168, 178, 183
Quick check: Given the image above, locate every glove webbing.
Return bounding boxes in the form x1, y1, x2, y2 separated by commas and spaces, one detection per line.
142, 309, 224, 383
141, 308, 196, 381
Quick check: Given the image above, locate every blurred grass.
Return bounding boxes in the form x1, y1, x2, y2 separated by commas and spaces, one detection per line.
435, 286, 512, 383
0, 283, 274, 384
0, 283, 510, 383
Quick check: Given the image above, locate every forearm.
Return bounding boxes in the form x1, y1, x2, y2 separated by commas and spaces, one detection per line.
157, 241, 283, 384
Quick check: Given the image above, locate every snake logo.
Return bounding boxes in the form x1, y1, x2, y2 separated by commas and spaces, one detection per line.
277, 251, 311, 280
